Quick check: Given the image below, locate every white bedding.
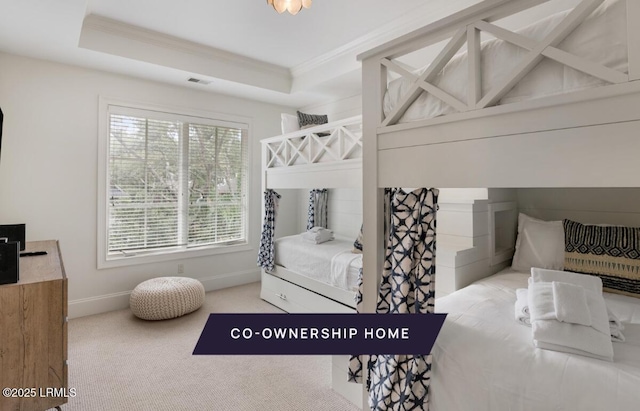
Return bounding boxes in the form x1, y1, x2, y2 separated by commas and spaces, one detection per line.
385, 0, 627, 124
432, 268, 640, 411
274, 235, 361, 292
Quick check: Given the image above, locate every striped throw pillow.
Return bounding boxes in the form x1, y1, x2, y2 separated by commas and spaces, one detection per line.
564, 219, 640, 298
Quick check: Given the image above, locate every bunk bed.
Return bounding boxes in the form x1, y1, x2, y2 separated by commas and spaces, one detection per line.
260, 115, 364, 407
259, 115, 362, 314
357, 0, 640, 409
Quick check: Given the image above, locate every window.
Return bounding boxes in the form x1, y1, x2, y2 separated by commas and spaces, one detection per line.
99, 102, 249, 267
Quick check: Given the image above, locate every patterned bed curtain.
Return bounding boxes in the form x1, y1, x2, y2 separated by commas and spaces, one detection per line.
257, 189, 281, 272
307, 189, 328, 229
348, 188, 438, 411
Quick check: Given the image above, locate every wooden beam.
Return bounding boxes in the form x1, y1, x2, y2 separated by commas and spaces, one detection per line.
286, 137, 309, 166
467, 25, 482, 107
266, 142, 286, 168
261, 139, 268, 203
418, 80, 469, 113
358, 0, 551, 61
382, 28, 467, 127
381, 59, 418, 78
381, 58, 418, 82
341, 127, 363, 147
477, 0, 604, 109
474, 20, 536, 50
340, 127, 362, 160
383, 57, 470, 113
309, 134, 322, 163
542, 47, 628, 84
341, 140, 360, 160
476, 15, 625, 86
361, 56, 387, 411
310, 133, 339, 163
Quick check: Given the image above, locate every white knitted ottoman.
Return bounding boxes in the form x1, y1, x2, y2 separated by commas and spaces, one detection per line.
130, 277, 205, 320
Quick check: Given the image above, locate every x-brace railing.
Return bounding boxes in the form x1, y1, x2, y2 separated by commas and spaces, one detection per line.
381, 0, 628, 127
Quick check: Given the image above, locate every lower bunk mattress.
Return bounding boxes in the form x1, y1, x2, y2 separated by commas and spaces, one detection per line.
432, 267, 640, 411
274, 234, 362, 292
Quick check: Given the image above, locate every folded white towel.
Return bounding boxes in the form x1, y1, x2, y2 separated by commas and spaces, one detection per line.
517, 295, 625, 341
309, 226, 330, 233
515, 288, 531, 326
607, 307, 626, 342
528, 282, 557, 322
529, 280, 613, 361
529, 281, 610, 334
532, 318, 613, 361
531, 267, 602, 293
301, 228, 334, 244
552, 281, 592, 327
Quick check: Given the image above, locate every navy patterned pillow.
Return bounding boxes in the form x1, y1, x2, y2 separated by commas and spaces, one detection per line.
297, 111, 329, 136
564, 219, 640, 298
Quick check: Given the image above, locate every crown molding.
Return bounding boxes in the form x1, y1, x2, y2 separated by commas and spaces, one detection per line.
290, 1, 476, 78
77, 2, 484, 103
80, 14, 292, 93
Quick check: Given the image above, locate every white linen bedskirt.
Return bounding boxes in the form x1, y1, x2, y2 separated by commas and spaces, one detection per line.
432, 268, 640, 411
274, 235, 361, 292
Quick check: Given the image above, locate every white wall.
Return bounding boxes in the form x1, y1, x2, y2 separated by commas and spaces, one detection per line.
0, 52, 297, 318
273, 189, 302, 238
300, 94, 362, 122
517, 188, 640, 226
328, 188, 362, 239
296, 94, 363, 239
295, 188, 362, 240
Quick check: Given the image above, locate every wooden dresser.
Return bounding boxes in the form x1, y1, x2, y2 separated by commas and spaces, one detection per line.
0, 240, 68, 411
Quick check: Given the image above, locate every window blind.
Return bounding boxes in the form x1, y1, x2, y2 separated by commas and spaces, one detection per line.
107, 109, 247, 256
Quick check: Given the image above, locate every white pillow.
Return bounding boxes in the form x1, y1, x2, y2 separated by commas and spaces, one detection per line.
511, 213, 564, 273
280, 113, 300, 134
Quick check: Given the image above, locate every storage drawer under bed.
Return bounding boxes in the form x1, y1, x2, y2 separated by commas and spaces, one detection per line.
261, 272, 354, 314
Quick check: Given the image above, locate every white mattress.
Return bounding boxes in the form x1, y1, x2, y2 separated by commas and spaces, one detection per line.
432, 268, 640, 411
385, 0, 627, 123
274, 234, 362, 292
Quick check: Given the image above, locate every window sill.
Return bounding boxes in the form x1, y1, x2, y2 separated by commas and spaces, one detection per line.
97, 242, 253, 269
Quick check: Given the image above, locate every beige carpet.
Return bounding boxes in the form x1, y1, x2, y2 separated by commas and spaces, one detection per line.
66, 282, 360, 411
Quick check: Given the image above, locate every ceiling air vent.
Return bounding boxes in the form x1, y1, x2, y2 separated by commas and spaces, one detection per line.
187, 77, 211, 85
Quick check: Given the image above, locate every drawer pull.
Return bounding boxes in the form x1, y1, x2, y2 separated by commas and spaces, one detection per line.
276, 293, 287, 301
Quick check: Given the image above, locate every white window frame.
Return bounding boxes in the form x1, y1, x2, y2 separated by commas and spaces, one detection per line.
97, 97, 253, 269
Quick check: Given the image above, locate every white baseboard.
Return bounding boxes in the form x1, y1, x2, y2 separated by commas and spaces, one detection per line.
68, 290, 132, 320
68, 269, 261, 319
198, 268, 261, 292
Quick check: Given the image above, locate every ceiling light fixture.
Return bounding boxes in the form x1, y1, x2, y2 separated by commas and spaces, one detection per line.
267, 0, 312, 15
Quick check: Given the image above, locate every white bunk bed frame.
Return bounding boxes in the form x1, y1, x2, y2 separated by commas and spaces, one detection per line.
359, 0, 640, 315
260, 115, 364, 407
260, 115, 362, 314
261, 115, 363, 190
356, 0, 640, 408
